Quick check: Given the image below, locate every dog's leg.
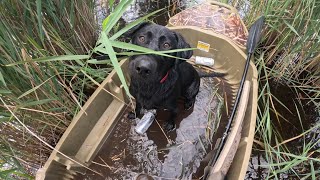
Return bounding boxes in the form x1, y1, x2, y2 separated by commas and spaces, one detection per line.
184, 97, 196, 110
163, 102, 178, 131
184, 79, 200, 110
128, 102, 142, 119
164, 108, 178, 131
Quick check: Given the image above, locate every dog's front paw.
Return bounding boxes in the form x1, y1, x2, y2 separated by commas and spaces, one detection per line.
163, 122, 176, 132
184, 99, 195, 111
184, 101, 194, 110
127, 112, 136, 119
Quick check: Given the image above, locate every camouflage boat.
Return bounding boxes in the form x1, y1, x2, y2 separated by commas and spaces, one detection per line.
36, 1, 257, 180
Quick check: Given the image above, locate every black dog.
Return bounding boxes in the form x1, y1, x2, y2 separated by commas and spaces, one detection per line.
126, 22, 222, 131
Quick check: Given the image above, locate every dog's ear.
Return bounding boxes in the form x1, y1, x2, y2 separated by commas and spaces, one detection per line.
123, 22, 151, 39
174, 32, 193, 59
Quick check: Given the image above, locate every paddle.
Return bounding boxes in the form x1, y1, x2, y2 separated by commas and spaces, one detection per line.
203, 16, 265, 179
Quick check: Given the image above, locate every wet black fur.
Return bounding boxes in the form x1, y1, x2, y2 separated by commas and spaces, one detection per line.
126, 23, 216, 131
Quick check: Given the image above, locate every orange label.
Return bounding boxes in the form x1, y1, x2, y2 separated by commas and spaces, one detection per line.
197, 41, 210, 52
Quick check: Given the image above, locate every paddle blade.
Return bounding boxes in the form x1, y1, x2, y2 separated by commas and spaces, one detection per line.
247, 16, 265, 54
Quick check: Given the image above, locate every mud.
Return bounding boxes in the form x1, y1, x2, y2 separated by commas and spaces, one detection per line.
76, 77, 226, 180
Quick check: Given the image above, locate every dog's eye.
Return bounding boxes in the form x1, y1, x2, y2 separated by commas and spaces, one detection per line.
138, 36, 145, 43
163, 43, 171, 49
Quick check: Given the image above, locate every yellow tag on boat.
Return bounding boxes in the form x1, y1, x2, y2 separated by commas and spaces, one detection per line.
197, 41, 210, 52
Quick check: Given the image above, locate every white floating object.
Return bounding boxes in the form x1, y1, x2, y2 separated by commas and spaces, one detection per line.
195, 56, 214, 67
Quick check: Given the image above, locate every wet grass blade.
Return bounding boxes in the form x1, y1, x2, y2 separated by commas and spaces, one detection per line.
283, 19, 300, 37
5, 55, 90, 66
18, 99, 55, 108
100, 33, 131, 97
310, 160, 316, 180
109, 40, 192, 60
18, 75, 56, 99
103, 0, 133, 33
0, 89, 11, 94
87, 59, 111, 64
36, 0, 44, 43
0, 70, 7, 87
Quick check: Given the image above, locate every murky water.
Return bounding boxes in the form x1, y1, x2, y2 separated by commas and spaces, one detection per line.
76, 77, 225, 180
245, 80, 320, 179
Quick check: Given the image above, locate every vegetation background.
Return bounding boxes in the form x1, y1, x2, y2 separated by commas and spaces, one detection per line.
0, 0, 319, 179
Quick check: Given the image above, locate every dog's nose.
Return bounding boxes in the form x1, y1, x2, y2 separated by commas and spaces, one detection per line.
135, 60, 152, 76
136, 66, 151, 75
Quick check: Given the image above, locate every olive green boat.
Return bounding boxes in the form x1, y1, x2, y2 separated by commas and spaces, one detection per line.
36, 1, 258, 180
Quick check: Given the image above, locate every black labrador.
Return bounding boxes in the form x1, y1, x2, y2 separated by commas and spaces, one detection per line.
126, 22, 222, 131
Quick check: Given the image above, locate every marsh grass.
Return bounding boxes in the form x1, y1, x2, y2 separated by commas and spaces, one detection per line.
237, 0, 320, 89
205, 83, 223, 143
252, 53, 320, 179
0, 0, 102, 177
228, 0, 320, 178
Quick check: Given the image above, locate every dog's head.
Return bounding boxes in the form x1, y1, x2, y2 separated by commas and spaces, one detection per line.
126, 22, 193, 82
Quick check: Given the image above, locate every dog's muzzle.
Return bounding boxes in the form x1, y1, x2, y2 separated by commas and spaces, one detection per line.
130, 55, 157, 77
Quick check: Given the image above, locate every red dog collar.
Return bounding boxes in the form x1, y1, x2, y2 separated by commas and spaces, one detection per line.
160, 71, 169, 83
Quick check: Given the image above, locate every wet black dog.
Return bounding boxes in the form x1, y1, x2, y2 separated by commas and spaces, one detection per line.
126, 22, 221, 131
